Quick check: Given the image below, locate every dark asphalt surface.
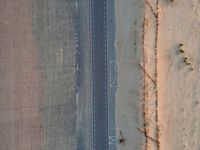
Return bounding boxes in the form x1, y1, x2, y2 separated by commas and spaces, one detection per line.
92, 0, 108, 149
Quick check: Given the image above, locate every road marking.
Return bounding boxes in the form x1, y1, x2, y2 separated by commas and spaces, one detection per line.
109, 136, 117, 144
75, 1, 78, 11
92, 0, 110, 149
109, 61, 117, 87
91, 0, 96, 149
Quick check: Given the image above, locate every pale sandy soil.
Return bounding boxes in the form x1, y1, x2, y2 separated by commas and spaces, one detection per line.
115, 0, 145, 149
115, 0, 200, 150
158, 0, 200, 149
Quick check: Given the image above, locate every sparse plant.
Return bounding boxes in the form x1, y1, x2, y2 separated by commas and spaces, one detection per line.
183, 57, 188, 62
118, 131, 125, 144
179, 43, 184, 47
183, 57, 192, 66
179, 49, 184, 53
185, 61, 191, 65
179, 44, 184, 53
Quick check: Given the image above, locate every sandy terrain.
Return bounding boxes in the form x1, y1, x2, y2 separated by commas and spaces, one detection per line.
115, 0, 200, 150
115, 0, 145, 149
158, 0, 200, 149
0, 0, 77, 149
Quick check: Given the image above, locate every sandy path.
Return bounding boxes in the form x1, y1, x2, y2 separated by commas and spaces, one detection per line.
115, 0, 146, 149
0, 0, 43, 149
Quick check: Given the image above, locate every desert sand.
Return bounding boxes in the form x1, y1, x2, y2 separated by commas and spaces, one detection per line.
115, 0, 200, 149
158, 1, 200, 149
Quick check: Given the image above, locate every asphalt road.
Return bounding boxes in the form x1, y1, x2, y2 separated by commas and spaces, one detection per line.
91, 0, 108, 149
